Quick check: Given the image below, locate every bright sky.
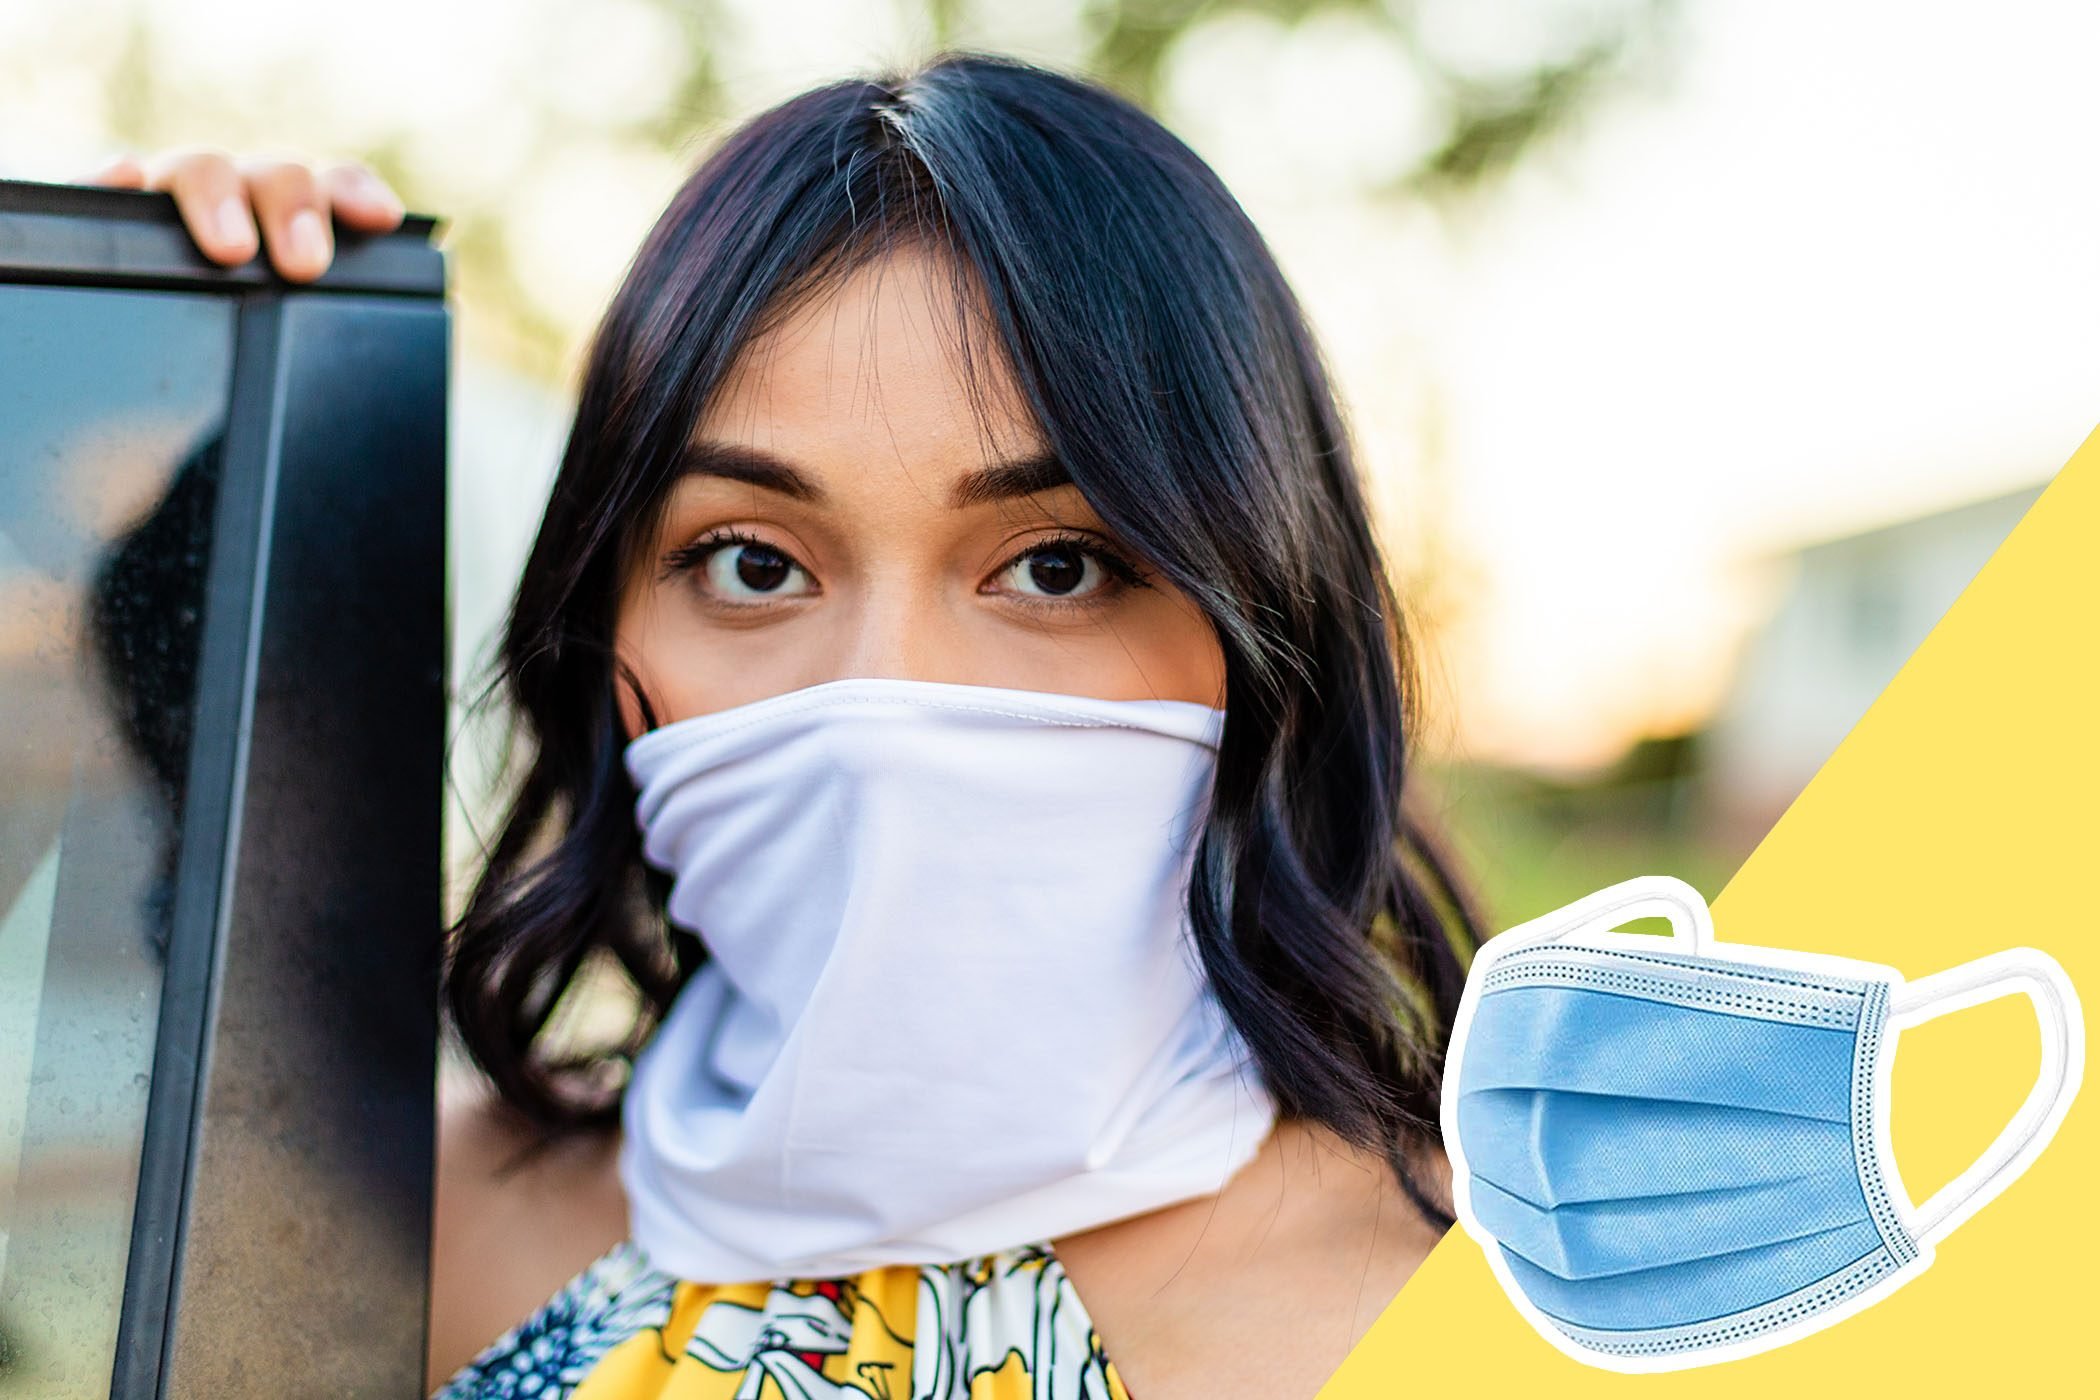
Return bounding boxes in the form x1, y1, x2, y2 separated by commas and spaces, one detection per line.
6, 0, 2094, 771
1188, 2, 2100, 767
1430, 2, 2100, 766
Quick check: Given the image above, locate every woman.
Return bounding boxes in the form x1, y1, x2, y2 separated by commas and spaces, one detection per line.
98, 49, 1482, 1400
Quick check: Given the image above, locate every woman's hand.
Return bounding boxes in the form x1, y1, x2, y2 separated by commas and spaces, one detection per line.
77, 148, 408, 283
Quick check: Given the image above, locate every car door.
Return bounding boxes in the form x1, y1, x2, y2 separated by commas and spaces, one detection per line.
0, 177, 448, 1397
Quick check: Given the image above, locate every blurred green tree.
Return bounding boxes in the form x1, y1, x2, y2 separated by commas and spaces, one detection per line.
66, 0, 1676, 377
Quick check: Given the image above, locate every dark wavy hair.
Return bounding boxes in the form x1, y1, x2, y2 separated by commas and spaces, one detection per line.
446, 49, 1484, 1224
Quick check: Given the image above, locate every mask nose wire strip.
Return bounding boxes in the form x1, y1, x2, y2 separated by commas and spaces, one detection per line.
1886, 947, 2084, 1244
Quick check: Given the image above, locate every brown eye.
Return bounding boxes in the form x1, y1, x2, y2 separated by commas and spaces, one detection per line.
1002, 541, 1108, 600
733, 543, 789, 590
695, 536, 813, 602
1023, 544, 1086, 595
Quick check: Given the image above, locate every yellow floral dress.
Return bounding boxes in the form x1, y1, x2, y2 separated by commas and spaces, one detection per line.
430, 1238, 1137, 1400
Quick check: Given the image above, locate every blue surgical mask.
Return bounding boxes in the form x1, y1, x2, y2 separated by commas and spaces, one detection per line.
1443, 876, 2084, 1372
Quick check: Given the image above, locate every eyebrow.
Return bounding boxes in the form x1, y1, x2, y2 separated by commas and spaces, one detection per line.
675, 440, 1073, 509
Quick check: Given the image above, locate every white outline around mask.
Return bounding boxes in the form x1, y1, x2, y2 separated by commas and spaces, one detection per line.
1439, 874, 2086, 1374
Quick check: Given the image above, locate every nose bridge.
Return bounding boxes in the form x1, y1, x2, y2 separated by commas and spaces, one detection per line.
830, 566, 966, 684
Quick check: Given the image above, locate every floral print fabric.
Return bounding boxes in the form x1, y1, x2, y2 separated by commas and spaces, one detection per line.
432, 1239, 1135, 1400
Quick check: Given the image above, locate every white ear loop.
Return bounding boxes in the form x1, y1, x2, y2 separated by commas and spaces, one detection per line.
1887, 947, 2084, 1244
1488, 873, 1714, 956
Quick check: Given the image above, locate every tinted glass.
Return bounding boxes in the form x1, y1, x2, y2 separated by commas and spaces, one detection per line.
0, 284, 234, 1394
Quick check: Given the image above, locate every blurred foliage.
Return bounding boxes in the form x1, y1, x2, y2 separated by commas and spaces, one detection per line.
68, 0, 1680, 379
1417, 732, 1747, 944
1076, 0, 1682, 197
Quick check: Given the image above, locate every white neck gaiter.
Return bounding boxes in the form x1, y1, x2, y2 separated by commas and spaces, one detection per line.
616, 676, 1279, 1284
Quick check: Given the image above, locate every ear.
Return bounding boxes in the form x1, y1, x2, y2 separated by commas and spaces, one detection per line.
610, 648, 660, 743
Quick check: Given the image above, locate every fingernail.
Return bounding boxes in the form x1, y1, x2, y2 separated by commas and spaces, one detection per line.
217, 196, 253, 245
289, 208, 329, 266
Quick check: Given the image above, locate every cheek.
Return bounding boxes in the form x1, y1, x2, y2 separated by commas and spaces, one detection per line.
975, 580, 1224, 707
612, 584, 723, 735
1111, 587, 1228, 706
615, 577, 832, 729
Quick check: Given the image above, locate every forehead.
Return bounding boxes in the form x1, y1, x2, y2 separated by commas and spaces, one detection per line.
694, 242, 1044, 470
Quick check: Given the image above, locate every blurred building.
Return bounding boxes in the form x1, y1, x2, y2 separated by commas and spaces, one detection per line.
1700, 479, 2049, 842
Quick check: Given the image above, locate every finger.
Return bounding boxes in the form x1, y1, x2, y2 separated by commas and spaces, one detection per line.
239, 157, 332, 283
320, 161, 407, 233
78, 153, 147, 188
143, 148, 260, 268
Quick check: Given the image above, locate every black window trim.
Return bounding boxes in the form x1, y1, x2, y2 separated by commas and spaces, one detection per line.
0, 176, 445, 297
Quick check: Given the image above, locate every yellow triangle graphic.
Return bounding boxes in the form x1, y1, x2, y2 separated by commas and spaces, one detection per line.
1324, 426, 2100, 1394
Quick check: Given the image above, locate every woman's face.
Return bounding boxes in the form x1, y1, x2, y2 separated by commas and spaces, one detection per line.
614, 243, 1227, 736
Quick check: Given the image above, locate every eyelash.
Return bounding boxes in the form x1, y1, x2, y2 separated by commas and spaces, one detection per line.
659, 527, 773, 582
1015, 530, 1155, 600
658, 527, 1154, 608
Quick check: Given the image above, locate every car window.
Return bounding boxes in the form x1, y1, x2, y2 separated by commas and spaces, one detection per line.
0, 285, 234, 1392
